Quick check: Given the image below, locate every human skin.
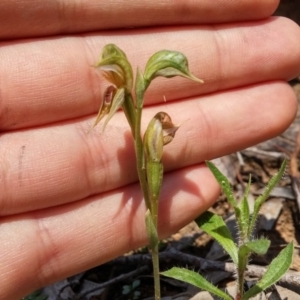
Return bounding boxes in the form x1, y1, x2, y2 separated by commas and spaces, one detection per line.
0, 0, 300, 299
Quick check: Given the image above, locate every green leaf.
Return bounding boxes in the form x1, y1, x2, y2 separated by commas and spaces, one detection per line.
122, 285, 130, 295
248, 159, 287, 237
143, 50, 203, 91
242, 242, 293, 300
238, 239, 271, 280
96, 44, 133, 92
133, 291, 141, 299
162, 267, 232, 300
238, 176, 251, 240
135, 67, 146, 108
145, 209, 158, 249
132, 279, 141, 289
196, 211, 238, 264
23, 290, 48, 300
239, 239, 270, 257
206, 161, 238, 208
146, 160, 163, 210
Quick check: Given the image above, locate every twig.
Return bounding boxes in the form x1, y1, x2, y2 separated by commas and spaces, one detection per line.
74, 265, 149, 299
108, 247, 300, 287
290, 129, 300, 213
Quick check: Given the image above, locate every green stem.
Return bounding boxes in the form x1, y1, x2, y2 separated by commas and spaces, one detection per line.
134, 105, 151, 210
135, 93, 161, 300
152, 242, 161, 300
152, 208, 161, 300
237, 248, 249, 299
237, 267, 245, 299
123, 93, 136, 137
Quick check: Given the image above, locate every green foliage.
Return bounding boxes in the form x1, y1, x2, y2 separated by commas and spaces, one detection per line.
93, 45, 292, 300
122, 279, 141, 300
242, 242, 293, 300
22, 290, 47, 300
162, 268, 232, 300
163, 159, 293, 299
195, 211, 238, 264
145, 209, 159, 249
206, 161, 238, 208
248, 160, 287, 237
143, 50, 203, 91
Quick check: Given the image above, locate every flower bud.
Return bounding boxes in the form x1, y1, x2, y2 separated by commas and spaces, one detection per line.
158, 112, 180, 145
144, 114, 164, 162
95, 44, 133, 92
144, 112, 180, 162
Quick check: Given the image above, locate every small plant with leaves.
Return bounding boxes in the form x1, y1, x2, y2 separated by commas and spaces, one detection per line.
22, 289, 48, 300
162, 159, 293, 300
122, 279, 141, 300
91, 44, 202, 300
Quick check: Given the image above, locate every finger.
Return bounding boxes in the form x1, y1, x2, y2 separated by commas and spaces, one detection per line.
0, 0, 279, 39
0, 164, 219, 300
0, 81, 296, 215
0, 17, 299, 130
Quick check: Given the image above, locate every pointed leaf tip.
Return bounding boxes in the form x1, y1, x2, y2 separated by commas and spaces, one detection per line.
162, 267, 232, 300
243, 242, 293, 300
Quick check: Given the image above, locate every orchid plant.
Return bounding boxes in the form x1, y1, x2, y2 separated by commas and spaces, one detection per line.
91, 44, 293, 300
91, 44, 202, 300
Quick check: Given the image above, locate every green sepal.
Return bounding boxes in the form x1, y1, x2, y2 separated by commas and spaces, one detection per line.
145, 209, 159, 249
162, 267, 232, 300
143, 50, 203, 91
196, 211, 238, 264
96, 44, 133, 92
100, 43, 127, 60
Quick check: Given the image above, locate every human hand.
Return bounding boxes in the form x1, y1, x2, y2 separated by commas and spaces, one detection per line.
0, 1, 299, 299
